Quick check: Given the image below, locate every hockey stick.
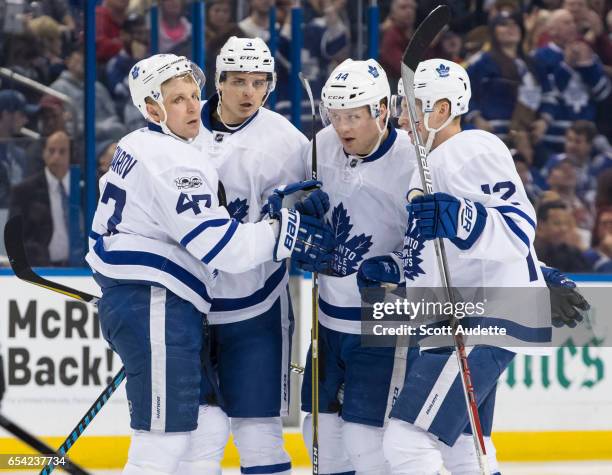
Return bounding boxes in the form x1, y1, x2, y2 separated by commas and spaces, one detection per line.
400, 6, 490, 474
299, 72, 320, 475
0, 413, 90, 475
38, 368, 126, 475
4, 216, 99, 305
4, 216, 307, 373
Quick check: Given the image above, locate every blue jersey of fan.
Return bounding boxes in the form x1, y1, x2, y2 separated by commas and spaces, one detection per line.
305, 125, 418, 335
192, 94, 308, 323
86, 123, 278, 314
402, 129, 551, 351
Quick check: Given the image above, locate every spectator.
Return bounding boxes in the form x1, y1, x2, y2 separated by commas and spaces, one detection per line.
540, 120, 612, 205
96, 0, 129, 63
31, 0, 77, 33
159, 0, 192, 53
0, 90, 35, 208
239, 0, 274, 41
24, 94, 73, 177
583, 206, 612, 272
8, 130, 72, 266
379, 0, 417, 87
595, 168, 612, 212
512, 151, 543, 204
466, 12, 542, 141
535, 199, 593, 271
205, 0, 244, 97
275, 0, 349, 118
1, 32, 44, 93
106, 13, 149, 109
523, 7, 552, 51
531, 9, 611, 155
546, 160, 593, 244
27, 15, 65, 84
429, 30, 464, 63
564, 0, 612, 65
50, 46, 125, 144
96, 140, 117, 179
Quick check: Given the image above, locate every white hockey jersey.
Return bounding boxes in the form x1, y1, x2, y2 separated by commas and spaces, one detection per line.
86, 124, 277, 314
305, 126, 419, 334
402, 129, 551, 350
193, 94, 308, 323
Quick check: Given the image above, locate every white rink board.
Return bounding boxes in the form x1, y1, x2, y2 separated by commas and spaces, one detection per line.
0, 271, 130, 437
0, 271, 611, 440
494, 280, 612, 432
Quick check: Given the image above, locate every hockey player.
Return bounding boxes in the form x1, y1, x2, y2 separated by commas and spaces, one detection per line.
85, 53, 335, 475
297, 58, 420, 474
189, 37, 328, 474
357, 59, 553, 474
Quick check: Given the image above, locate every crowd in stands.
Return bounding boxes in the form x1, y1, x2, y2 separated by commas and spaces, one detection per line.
0, 0, 611, 272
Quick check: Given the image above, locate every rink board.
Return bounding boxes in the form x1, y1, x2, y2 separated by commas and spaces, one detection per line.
0, 270, 611, 467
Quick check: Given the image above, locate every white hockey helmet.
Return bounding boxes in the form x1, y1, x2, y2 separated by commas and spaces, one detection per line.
129, 54, 205, 119
320, 58, 390, 124
215, 36, 276, 93
413, 58, 471, 118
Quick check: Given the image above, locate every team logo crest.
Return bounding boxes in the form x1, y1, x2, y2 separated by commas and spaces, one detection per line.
227, 197, 249, 223
328, 203, 373, 276
436, 64, 450, 78
402, 203, 426, 281
368, 65, 379, 78
175, 176, 203, 189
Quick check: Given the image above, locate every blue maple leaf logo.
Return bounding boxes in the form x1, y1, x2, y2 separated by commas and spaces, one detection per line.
131, 66, 140, 79
436, 63, 450, 78
226, 197, 249, 223
402, 209, 426, 281
328, 203, 373, 276
368, 65, 379, 78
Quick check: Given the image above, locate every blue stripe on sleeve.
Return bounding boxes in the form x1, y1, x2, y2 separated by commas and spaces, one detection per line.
494, 205, 536, 230
180, 219, 230, 247
202, 219, 239, 264
499, 214, 537, 281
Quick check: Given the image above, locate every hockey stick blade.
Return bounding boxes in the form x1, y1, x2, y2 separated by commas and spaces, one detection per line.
401, 5, 450, 71
4, 215, 99, 304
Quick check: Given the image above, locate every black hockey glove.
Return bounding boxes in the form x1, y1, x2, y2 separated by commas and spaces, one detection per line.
541, 266, 590, 328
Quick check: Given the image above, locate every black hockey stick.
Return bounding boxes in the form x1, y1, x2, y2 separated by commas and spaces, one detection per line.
4, 216, 99, 305
298, 72, 320, 475
401, 6, 490, 474
0, 413, 90, 475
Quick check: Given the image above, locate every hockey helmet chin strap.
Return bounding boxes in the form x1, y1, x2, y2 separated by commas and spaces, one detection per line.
422, 110, 455, 155
351, 108, 390, 160
150, 103, 197, 144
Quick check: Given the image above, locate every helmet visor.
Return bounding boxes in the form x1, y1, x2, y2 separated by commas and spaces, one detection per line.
319, 104, 376, 128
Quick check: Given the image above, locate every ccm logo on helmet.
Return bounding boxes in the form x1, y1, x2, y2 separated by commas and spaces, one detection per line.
239, 55, 260, 60
327, 95, 345, 100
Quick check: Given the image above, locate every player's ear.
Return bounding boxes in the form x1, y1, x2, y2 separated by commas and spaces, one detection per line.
145, 100, 164, 123
435, 99, 451, 119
